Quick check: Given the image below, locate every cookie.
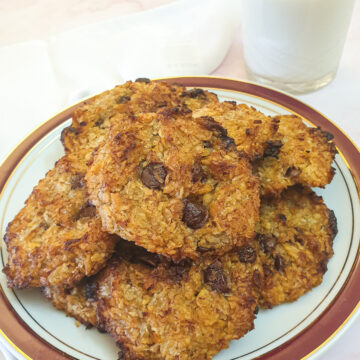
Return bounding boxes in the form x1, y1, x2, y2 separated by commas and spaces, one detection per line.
257, 186, 337, 308
86, 107, 260, 261
255, 115, 336, 197
3, 153, 117, 288
61, 81, 219, 162
96, 240, 262, 360
193, 101, 279, 160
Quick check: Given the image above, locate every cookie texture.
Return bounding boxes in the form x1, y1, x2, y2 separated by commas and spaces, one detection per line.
3, 153, 118, 288
193, 102, 279, 160
255, 115, 336, 197
61, 81, 218, 162
42, 277, 99, 328
61, 80, 187, 158
96, 240, 263, 360
257, 186, 337, 308
86, 107, 260, 261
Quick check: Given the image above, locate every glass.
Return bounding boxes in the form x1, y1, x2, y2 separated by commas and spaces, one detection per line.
241, 0, 355, 94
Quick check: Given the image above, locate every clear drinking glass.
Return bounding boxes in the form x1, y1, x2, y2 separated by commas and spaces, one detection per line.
241, 0, 355, 94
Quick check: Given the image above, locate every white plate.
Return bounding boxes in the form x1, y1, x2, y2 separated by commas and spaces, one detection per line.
0, 77, 359, 360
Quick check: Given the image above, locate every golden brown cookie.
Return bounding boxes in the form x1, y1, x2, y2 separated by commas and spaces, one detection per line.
61, 81, 219, 162
96, 240, 263, 360
61, 81, 208, 155
257, 186, 337, 308
193, 101, 279, 161
254, 115, 336, 197
61, 80, 186, 155
86, 107, 260, 261
3, 153, 118, 289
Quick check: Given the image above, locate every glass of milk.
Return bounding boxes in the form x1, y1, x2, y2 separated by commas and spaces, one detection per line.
241, 0, 355, 94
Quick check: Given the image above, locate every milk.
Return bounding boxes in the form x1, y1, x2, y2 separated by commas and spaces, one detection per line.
241, 0, 355, 92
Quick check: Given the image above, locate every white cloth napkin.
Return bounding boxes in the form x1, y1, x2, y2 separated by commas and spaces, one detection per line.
0, 0, 241, 164
0, 335, 18, 360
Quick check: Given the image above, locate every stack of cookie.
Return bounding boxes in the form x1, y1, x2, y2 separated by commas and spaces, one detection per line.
3, 79, 338, 360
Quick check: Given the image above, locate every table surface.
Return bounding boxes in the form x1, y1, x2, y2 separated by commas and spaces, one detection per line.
0, 1, 359, 360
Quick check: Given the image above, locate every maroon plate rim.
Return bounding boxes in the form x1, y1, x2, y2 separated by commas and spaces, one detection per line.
0, 76, 359, 360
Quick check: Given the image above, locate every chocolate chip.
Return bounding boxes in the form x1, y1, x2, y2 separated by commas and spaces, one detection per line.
264, 140, 283, 158
238, 244, 257, 263
278, 214, 286, 222
253, 119, 262, 124
94, 117, 104, 127
221, 135, 236, 150
274, 255, 285, 272
71, 173, 85, 189
197, 116, 236, 150
182, 200, 208, 229
60, 126, 79, 147
79, 121, 87, 126
322, 130, 334, 141
180, 88, 205, 98
203, 141, 212, 149
114, 133, 122, 144
97, 326, 107, 334
203, 261, 229, 293
258, 234, 277, 253
140, 162, 167, 190
253, 306, 259, 314
328, 209, 338, 239
311, 127, 334, 141
39, 222, 50, 230
318, 258, 328, 273
192, 161, 206, 183
224, 100, 237, 105
285, 166, 301, 178
135, 77, 150, 83
164, 106, 180, 116
64, 126, 79, 135
85, 281, 98, 301
116, 95, 131, 104
159, 105, 191, 118
198, 116, 227, 137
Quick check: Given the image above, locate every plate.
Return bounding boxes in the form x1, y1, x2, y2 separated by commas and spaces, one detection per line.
0, 77, 359, 360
